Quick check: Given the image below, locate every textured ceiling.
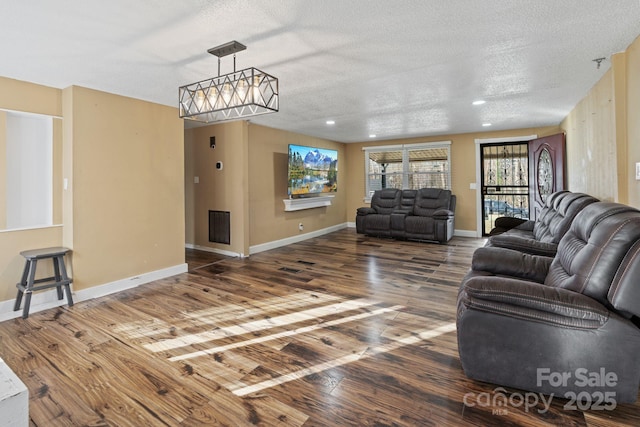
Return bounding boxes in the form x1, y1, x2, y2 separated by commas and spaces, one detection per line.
1, 1, 639, 143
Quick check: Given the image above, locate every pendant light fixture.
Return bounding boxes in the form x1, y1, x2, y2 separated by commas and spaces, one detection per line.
179, 41, 279, 123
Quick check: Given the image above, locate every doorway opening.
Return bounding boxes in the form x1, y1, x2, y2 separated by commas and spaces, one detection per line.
480, 142, 530, 235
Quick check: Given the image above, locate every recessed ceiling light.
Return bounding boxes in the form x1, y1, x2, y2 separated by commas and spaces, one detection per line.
326, 120, 335, 125
482, 123, 492, 127
369, 134, 377, 138
473, 100, 486, 106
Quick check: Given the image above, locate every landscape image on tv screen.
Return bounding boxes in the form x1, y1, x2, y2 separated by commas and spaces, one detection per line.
288, 144, 338, 195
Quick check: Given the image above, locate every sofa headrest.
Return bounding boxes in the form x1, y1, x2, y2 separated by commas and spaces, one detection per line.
609, 239, 640, 318
371, 188, 401, 214
413, 188, 452, 216
545, 202, 640, 307
533, 192, 599, 243
400, 190, 417, 209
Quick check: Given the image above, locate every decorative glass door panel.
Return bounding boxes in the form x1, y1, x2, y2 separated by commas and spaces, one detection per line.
481, 143, 530, 235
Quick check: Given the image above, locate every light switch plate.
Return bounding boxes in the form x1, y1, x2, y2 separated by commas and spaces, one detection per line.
636, 163, 640, 180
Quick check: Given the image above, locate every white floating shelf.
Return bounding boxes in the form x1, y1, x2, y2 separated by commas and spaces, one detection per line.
283, 195, 335, 211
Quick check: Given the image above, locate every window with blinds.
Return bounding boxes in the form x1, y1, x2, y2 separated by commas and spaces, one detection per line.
363, 141, 451, 200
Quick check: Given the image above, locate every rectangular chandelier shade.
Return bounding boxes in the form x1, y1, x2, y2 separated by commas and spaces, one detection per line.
179, 67, 279, 123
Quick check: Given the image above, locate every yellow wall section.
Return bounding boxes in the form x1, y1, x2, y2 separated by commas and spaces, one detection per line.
0, 77, 64, 303
625, 35, 640, 207
561, 70, 617, 201
0, 112, 6, 229
247, 124, 346, 247
345, 127, 561, 233
66, 86, 185, 290
561, 34, 640, 206
184, 121, 249, 256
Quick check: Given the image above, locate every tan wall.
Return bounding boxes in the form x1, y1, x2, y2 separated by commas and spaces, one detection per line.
625, 35, 640, 207
345, 127, 561, 233
561, 34, 640, 206
0, 77, 63, 303
0, 77, 62, 117
560, 69, 618, 201
65, 86, 185, 290
0, 112, 6, 229
184, 121, 249, 255
248, 124, 346, 247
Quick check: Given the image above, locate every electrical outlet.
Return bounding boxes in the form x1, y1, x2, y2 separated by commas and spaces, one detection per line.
299, 223, 304, 231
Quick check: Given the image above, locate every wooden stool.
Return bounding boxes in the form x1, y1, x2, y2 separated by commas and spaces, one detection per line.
14, 247, 74, 319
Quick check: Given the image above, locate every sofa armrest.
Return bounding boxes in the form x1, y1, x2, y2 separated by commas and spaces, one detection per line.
487, 235, 559, 257
357, 207, 376, 216
514, 219, 535, 231
459, 276, 609, 329
433, 208, 454, 219
494, 216, 528, 231
471, 247, 552, 283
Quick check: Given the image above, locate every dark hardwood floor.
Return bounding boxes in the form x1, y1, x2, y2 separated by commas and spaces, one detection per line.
1, 229, 639, 426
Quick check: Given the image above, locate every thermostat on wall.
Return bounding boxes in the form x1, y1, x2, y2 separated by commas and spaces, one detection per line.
216, 161, 223, 170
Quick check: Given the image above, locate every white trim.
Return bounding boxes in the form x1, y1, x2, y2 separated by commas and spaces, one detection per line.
362, 140, 452, 152
250, 223, 348, 255
364, 140, 452, 197
346, 221, 356, 228
0, 108, 63, 120
0, 263, 188, 321
0, 357, 28, 426
0, 224, 63, 234
474, 135, 536, 237
185, 243, 244, 258
453, 229, 479, 238
283, 195, 334, 211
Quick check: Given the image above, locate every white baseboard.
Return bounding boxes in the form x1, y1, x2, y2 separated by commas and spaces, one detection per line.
454, 229, 479, 238
250, 222, 349, 255
185, 243, 244, 258
0, 263, 188, 322
346, 221, 356, 228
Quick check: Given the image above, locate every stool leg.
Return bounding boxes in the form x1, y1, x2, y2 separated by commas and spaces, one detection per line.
53, 256, 63, 300
58, 256, 74, 307
13, 260, 30, 311
22, 259, 37, 319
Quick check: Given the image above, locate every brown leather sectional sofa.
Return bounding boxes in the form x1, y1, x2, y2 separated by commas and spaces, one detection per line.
457, 193, 640, 403
356, 188, 456, 243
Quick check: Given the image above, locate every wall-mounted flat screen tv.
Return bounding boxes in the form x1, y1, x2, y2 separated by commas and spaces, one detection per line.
288, 144, 338, 196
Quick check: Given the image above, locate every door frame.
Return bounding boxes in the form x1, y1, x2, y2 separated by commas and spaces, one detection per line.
474, 135, 537, 237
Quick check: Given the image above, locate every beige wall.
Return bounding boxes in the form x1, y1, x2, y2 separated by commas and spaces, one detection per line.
345, 126, 561, 233
625, 35, 640, 207
65, 86, 185, 290
561, 34, 640, 206
560, 69, 617, 201
0, 77, 63, 303
184, 121, 250, 256
185, 122, 346, 252
0, 112, 6, 229
247, 124, 346, 247
0, 77, 185, 307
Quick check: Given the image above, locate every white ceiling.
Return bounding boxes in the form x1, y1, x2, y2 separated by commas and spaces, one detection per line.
1, 1, 639, 143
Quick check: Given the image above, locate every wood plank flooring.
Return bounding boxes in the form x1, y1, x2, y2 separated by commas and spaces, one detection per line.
1, 229, 639, 426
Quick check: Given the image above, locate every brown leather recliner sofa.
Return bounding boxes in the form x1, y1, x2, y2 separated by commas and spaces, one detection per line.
485, 190, 599, 256
356, 188, 456, 243
457, 201, 640, 403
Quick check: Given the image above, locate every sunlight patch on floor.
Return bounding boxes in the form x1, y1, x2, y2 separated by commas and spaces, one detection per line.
230, 322, 457, 396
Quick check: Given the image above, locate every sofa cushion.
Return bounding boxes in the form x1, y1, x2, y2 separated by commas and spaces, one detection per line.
533, 192, 599, 243
413, 188, 451, 217
371, 188, 401, 214
545, 202, 640, 306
